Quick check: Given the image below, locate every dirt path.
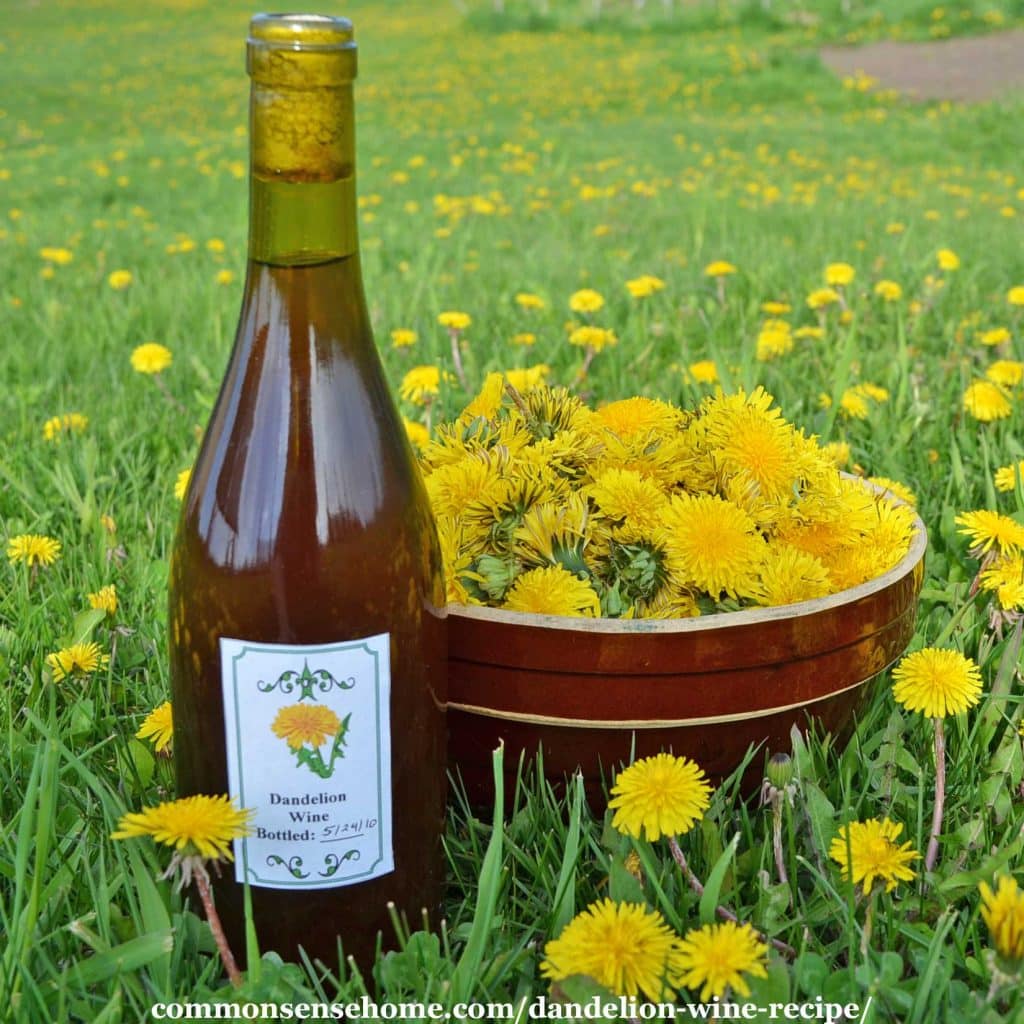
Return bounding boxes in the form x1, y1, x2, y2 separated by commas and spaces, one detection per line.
820, 29, 1024, 103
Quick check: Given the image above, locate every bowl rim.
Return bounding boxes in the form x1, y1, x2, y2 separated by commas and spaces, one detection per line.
446, 478, 928, 635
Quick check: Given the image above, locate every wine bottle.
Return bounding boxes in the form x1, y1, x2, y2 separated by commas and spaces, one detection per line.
168, 13, 447, 970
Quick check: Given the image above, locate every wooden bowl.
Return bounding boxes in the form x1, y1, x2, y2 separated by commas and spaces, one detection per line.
447, 500, 927, 806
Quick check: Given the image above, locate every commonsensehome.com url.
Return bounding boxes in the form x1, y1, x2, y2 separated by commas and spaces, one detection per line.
149, 995, 873, 1022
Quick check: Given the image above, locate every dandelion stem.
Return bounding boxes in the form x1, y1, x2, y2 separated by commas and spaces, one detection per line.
448, 328, 467, 388
772, 796, 789, 887
925, 717, 946, 873
153, 373, 189, 415
574, 345, 597, 385
667, 835, 795, 958
860, 888, 877, 959
194, 865, 243, 988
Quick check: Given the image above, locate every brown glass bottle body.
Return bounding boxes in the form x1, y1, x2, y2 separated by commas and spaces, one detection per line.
168, 225, 446, 967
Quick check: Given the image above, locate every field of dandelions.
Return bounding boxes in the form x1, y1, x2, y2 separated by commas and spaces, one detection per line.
4, 0, 1024, 1019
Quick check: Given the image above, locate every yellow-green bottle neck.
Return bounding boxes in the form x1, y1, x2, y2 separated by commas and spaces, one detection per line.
247, 82, 359, 266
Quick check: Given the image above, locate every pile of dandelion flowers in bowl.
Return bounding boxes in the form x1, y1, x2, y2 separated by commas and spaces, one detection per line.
421, 378, 919, 618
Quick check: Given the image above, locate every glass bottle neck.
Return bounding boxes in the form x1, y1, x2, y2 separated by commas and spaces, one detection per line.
247, 83, 358, 266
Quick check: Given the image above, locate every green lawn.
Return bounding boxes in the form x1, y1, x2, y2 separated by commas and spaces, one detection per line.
3, 0, 1024, 1020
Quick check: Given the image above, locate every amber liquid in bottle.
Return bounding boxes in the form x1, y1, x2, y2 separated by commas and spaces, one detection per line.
169, 14, 446, 970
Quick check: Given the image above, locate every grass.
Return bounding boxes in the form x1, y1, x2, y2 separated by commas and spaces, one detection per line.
3, 0, 1024, 1019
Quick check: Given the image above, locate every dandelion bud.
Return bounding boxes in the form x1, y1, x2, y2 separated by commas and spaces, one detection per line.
767, 752, 794, 790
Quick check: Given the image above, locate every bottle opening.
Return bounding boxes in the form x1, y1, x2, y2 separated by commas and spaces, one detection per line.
249, 13, 355, 52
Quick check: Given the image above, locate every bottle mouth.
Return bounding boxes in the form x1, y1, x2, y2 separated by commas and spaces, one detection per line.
248, 13, 355, 52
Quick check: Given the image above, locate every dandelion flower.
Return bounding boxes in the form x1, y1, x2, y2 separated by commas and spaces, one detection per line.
979, 327, 1011, 347
271, 704, 342, 750
504, 364, 550, 392
131, 342, 172, 375
43, 412, 88, 441
674, 921, 769, 1001
659, 492, 766, 599
404, 418, 429, 450
39, 246, 74, 265
515, 292, 546, 310
937, 249, 960, 271
595, 396, 681, 438
955, 509, 1024, 555
46, 641, 109, 682
829, 818, 919, 893
569, 325, 617, 352
541, 899, 683, 1001
806, 287, 840, 310
112, 794, 253, 861
824, 262, 855, 287
979, 554, 1024, 610
568, 288, 605, 314
891, 648, 982, 718
511, 332, 536, 347
390, 328, 418, 348
609, 753, 712, 841
874, 280, 903, 302
986, 361, 1024, 388
626, 274, 665, 298
980, 876, 1024, 962
994, 460, 1024, 492
215, 269, 235, 286
756, 323, 793, 361
8, 533, 61, 567
438, 310, 471, 331
688, 360, 719, 384
703, 260, 736, 277
108, 269, 133, 290
761, 300, 792, 315
137, 700, 174, 753
963, 380, 1012, 422
756, 544, 830, 607
400, 365, 443, 405
1007, 286, 1024, 307
88, 584, 118, 616
794, 325, 824, 340
503, 565, 600, 617
174, 468, 192, 501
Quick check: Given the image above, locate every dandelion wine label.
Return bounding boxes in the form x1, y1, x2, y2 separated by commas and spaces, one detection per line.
168, 14, 447, 968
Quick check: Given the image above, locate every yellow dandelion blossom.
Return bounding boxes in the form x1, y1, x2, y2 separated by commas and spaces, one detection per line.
88, 584, 118, 616
956, 509, 1024, 555
46, 641, 110, 682
426, 456, 508, 520
874, 280, 903, 302
174, 468, 192, 501
131, 342, 172, 375
688, 359, 719, 384
503, 564, 600, 617
7, 533, 62, 567
829, 818, 919, 894
821, 441, 850, 467
511, 332, 536, 347
595, 396, 682, 438
390, 328, 418, 348
136, 700, 174, 753
503, 364, 550, 392
994, 461, 1024, 492
674, 921, 769, 1001
40, 246, 74, 265
541, 899, 683, 1001
703, 260, 736, 277
794, 325, 825, 340
438, 310, 471, 331
937, 248, 960, 271
980, 876, 1024, 962
756, 323, 794, 361
400, 365, 444, 405
891, 648, 983, 718
461, 372, 507, 421
609, 753, 712, 841
761, 300, 791, 315
1007, 286, 1024, 307
625, 274, 665, 298
807, 288, 840, 310
756, 543, 830, 607
215, 269, 235, 286
963, 380, 1012, 422
569, 325, 617, 352
112, 794, 253, 861
979, 554, 1024, 610
42, 412, 88, 442
979, 327, 1012, 347
824, 262, 855, 287
515, 292, 546, 310
568, 288, 605, 313
867, 477, 917, 506
986, 361, 1024, 388
659, 494, 765, 600
271, 704, 342, 750
108, 269, 133, 290
588, 468, 669, 534
404, 417, 429, 451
